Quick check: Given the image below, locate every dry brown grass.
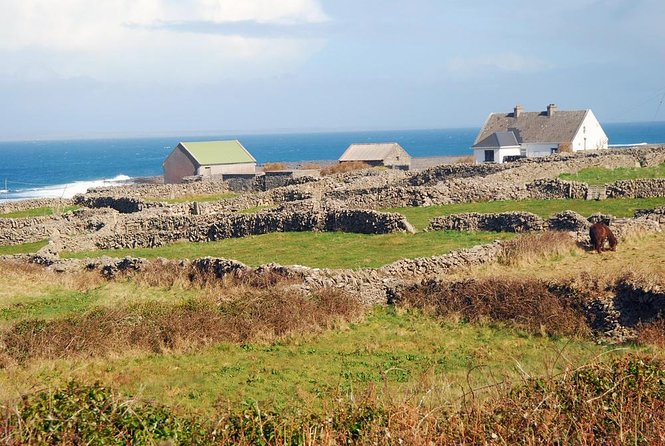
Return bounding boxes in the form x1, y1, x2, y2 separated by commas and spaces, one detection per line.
396, 277, 591, 337
321, 161, 373, 176
299, 162, 323, 170
499, 231, 578, 266
0, 260, 104, 297
454, 154, 476, 164
1, 287, 362, 363
262, 162, 288, 171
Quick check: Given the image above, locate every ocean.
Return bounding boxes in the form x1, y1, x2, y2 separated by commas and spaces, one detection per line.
1, 122, 664, 201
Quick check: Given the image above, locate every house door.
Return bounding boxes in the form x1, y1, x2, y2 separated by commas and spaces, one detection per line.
484, 150, 495, 163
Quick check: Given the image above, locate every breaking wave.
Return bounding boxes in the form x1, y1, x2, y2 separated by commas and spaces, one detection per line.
0, 175, 132, 201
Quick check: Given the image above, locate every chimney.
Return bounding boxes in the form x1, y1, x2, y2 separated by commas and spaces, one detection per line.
547, 103, 557, 117
513, 104, 523, 118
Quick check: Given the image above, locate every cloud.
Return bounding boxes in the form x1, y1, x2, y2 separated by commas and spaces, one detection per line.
0, 0, 328, 82
447, 53, 554, 77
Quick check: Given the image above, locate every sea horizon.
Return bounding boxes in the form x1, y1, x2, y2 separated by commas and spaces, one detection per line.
1, 121, 665, 202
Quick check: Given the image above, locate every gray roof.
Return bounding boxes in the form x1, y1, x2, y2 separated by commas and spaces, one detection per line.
473, 131, 520, 148
339, 143, 409, 162
475, 109, 588, 145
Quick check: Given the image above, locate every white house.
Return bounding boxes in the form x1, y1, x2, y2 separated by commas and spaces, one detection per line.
472, 104, 609, 164
163, 140, 256, 184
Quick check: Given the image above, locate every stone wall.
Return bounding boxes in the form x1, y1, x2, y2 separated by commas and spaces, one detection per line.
260, 171, 320, 190
79, 209, 414, 251
407, 163, 510, 186
0, 209, 119, 246
427, 212, 546, 232
85, 180, 231, 199
326, 178, 588, 210
0, 198, 73, 215
606, 179, 665, 199
72, 195, 161, 214
426, 209, 662, 238
0, 216, 56, 245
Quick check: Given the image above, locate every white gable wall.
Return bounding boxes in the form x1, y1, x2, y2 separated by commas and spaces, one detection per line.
571, 111, 608, 151
473, 146, 521, 164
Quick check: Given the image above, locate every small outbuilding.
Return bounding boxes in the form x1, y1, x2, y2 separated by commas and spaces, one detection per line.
472, 104, 609, 164
339, 143, 411, 170
163, 140, 257, 184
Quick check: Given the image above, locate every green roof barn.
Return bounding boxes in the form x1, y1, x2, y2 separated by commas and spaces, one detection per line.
163, 140, 257, 184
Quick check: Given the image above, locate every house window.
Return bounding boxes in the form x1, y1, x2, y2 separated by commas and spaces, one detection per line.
550, 147, 558, 155
484, 150, 495, 163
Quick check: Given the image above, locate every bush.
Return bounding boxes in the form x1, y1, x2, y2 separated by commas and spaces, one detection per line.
321, 161, 373, 176
394, 277, 591, 337
1, 288, 362, 362
262, 162, 288, 171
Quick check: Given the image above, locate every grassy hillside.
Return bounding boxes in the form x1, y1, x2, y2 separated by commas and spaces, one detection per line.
62, 230, 514, 269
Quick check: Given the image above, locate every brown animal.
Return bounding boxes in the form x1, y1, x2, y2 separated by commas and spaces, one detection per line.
589, 222, 617, 253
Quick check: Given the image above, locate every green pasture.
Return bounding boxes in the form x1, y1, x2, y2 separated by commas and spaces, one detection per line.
62, 230, 514, 269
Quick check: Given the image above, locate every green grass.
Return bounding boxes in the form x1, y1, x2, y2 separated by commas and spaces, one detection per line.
0, 240, 49, 256
0, 307, 626, 414
559, 162, 665, 185
385, 197, 665, 230
0, 206, 79, 219
0, 282, 196, 328
61, 230, 514, 269
145, 193, 237, 204
238, 205, 275, 214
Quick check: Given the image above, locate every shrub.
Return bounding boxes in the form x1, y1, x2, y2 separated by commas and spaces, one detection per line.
321, 161, 373, 176
454, 155, 476, 164
1, 288, 362, 362
394, 277, 590, 337
262, 162, 288, 171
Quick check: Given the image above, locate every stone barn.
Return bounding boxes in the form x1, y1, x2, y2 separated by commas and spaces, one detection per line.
339, 143, 411, 170
472, 104, 609, 164
163, 140, 257, 184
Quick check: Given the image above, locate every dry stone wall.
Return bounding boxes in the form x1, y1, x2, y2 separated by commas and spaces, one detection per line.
606, 179, 665, 199
427, 212, 546, 233
0, 199, 73, 215
0, 216, 56, 245
327, 178, 588, 210
85, 181, 231, 199
75, 209, 414, 251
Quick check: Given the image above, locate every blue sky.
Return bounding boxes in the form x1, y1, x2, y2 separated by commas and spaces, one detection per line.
1, 0, 664, 139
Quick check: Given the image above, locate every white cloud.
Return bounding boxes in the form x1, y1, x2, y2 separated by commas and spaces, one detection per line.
0, 0, 328, 82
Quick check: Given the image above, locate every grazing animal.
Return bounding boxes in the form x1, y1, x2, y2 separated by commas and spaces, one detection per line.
589, 222, 617, 253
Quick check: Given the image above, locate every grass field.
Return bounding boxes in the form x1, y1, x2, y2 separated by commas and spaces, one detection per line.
0, 298, 626, 415
0, 240, 48, 256
2, 231, 665, 442
144, 192, 237, 204
62, 230, 514, 268
0, 206, 79, 219
559, 162, 665, 185
385, 197, 665, 230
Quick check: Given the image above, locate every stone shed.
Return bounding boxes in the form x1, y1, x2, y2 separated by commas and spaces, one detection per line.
163, 140, 257, 184
339, 143, 411, 170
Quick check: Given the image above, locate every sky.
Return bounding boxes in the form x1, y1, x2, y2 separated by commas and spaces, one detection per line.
1, 0, 664, 140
